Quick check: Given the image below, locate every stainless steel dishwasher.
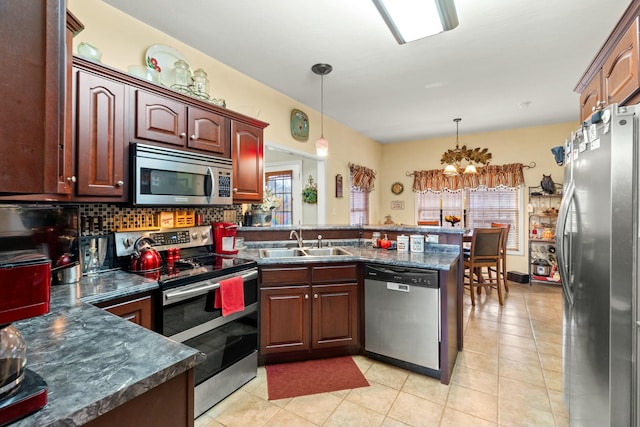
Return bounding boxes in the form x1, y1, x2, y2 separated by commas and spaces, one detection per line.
364, 264, 440, 373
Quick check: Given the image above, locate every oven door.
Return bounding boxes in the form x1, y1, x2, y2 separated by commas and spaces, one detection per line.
160, 269, 258, 384
132, 143, 232, 206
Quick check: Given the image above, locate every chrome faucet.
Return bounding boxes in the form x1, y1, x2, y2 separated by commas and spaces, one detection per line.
317, 234, 323, 249
290, 229, 303, 248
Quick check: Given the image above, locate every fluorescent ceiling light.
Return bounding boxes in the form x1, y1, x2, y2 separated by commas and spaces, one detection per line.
373, 0, 459, 44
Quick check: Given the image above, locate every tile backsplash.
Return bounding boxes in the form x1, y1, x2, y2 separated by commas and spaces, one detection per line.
79, 203, 242, 235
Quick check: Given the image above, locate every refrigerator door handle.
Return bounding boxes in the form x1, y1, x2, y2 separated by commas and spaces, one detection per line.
556, 180, 574, 304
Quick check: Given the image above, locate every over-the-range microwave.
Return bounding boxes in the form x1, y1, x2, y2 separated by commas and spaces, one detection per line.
131, 143, 233, 206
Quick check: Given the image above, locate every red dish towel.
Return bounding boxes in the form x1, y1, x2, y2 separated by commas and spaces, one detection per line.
214, 276, 245, 316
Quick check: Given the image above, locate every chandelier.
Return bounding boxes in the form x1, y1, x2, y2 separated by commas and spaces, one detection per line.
441, 118, 491, 176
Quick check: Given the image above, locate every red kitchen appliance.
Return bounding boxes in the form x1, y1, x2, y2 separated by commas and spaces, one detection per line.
130, 237, 163, 273
0, 252, 50, 426
212, 222, 238, 254
0, 204, 78, 425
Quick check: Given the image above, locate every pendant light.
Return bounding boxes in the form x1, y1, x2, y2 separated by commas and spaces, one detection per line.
312, 63, 332, 157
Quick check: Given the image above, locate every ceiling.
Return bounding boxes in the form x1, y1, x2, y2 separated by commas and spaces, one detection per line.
103, 0, 631, 144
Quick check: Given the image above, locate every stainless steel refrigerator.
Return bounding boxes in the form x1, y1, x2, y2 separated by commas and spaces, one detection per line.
556, 103, 636, 426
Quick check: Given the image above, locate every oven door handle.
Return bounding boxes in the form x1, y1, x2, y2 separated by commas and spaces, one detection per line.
164, 270, 258, 302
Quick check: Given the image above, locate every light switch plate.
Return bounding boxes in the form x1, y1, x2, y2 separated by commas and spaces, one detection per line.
223, 210, 237, 222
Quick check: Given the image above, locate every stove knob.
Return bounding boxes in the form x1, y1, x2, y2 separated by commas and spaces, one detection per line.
122, 237, 135, 248
191, 232, 199, 241
201, 231, 209, 241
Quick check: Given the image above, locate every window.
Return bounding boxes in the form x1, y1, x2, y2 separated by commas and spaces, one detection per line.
265, 171, 293, 225
416, 186, 523, 253
350, 188, 369, 225
467, 187, 522, 253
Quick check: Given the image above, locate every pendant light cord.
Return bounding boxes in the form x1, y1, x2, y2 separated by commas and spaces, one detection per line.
320, 75, 324, 138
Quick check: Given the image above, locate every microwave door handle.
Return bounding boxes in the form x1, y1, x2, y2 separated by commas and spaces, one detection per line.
206, 167, 215, 202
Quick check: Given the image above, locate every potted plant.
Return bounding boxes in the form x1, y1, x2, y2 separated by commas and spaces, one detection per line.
302, 175, 318, 204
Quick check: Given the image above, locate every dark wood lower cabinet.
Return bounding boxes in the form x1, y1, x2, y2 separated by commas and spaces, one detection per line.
84, 369, 194, 427
260, 285, 311, 354
96, 293, 154, 330
259, 264, 360, 364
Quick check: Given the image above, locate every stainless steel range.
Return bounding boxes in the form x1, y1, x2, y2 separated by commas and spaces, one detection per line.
114, 225, 258, 417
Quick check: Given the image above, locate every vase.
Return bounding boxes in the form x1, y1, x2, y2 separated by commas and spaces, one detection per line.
251, 209, 272, 227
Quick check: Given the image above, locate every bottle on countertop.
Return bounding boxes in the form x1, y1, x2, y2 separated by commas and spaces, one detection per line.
244, 210, 252, 227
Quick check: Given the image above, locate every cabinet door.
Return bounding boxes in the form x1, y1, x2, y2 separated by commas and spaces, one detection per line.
260, 286, 310, 354
311, 283, 359, 349
603, 17, 640, 107
187, 107, 230, 158
135, 90, 187, 147
101, 296, 153, 330
580, 71, 602, 123
75, 71, 126, 198
231, 121, 264, 202
0, 0, 65, 194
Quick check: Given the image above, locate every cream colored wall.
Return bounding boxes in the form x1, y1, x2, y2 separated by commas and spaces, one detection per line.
68, 0, 381, 225
68, 0, 576, 253
378, 121, 578, 272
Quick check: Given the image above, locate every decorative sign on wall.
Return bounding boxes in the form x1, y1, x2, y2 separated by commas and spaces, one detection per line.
335, 174, 343, 198
390, 200, 405, 210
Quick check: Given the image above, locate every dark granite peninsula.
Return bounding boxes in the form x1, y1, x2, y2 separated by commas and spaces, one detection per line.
12, 271, 204, 427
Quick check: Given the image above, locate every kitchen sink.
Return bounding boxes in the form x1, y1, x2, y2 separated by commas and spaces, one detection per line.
259, 248, 307, 258
303, 247, 353, 256
259, 247, 353, 258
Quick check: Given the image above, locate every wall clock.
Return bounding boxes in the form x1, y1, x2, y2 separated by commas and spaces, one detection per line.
290, 109, 309, 141
391, 182, 404, 195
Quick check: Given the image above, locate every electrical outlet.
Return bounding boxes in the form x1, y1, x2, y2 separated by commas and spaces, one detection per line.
223, 210, 237, 223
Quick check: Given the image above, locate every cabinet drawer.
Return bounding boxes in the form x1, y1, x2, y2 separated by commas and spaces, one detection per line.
260, 266, 309, 285
97, 294, 153, 330
311, 264, 357, 283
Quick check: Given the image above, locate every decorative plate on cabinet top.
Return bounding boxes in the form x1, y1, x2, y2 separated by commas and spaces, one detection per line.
291, 109, 309, 141
145, 44, 190, 86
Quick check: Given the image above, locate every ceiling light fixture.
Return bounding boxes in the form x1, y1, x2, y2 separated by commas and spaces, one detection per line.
372, 0, 459, 44
441, 118, 491, 176
312, 63, 332, 157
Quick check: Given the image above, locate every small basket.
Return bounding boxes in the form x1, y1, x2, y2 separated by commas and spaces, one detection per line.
174, 211, 195, 228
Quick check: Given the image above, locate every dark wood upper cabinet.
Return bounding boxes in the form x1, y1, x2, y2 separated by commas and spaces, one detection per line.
231, 121, 264, 202
0, 0, 65, 194
134, 91, 231, 158
187, 106, 230, 157
576, 1, 640, 119
579, 72, 602, 123
75, 70, 126, 199
135, 90, 187, 147
603, 17, 640, 107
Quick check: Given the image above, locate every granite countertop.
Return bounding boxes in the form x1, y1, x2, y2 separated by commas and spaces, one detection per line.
9, 239, 458, 426
11, 271, 204, 427
239, 243, 460, 271
238, 224, 466, 236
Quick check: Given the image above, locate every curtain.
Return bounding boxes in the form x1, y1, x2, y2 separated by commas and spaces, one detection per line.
412, 163, 525, 192
349, 163, 376, 192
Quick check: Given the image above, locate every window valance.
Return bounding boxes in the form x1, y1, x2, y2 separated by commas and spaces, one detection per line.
349, 163, 376, 192
412, 163, 525, 192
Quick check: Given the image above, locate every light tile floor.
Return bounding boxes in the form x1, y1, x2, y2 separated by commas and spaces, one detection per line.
196, 281, 567, 427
